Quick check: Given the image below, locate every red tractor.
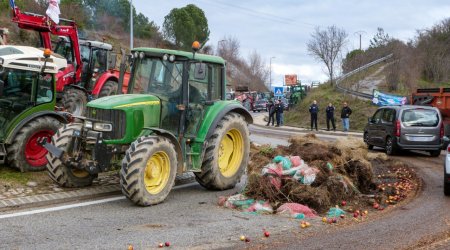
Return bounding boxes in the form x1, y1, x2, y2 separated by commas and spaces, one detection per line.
10, 4, 130, 115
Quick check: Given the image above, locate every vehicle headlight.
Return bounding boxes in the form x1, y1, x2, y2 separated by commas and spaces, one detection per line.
84, 120, 93, 129
93, 122, 113, 132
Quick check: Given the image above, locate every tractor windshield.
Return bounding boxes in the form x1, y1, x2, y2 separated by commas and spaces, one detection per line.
129, 57, 183, 100
0, 68, 54, 138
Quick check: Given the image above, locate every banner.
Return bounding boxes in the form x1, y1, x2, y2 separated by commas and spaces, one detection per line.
46, 0, 61, 24
9, 0, 15, 9
284, 74, 297, 86
372, 89, 407, 106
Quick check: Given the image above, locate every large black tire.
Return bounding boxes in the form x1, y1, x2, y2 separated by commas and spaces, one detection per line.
120, 136, 178, 206
385, 136, 397, 156
195, 112, 250, 190
364, 132, 373, 150
61, 88, 87, 116
98, 80, 118, 98
46, 123, 97, 187
7, 116, 61, 172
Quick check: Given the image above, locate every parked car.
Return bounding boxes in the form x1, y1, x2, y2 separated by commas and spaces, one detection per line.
253, 99, 268, 112
364, 105, 444, 156
444, 146, 450, 195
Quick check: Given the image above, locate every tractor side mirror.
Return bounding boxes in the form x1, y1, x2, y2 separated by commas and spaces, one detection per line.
194, 63, 206, 80
0, 80, 4, 97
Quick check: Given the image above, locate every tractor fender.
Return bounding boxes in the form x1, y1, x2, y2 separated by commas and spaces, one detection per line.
202, 102, 253, 142
65, 84, 89, 96
91, 71, 119, 96
139, 127, 184, 173
5, 111, 68, 144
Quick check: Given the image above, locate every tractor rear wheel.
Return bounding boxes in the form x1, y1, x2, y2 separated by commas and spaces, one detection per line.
120, 136, 177, 206
7, 116, 60, 172
98, 80, 118, 98
46, 123, 97, 187
195, 112, 250, 190
62, 88, 87, 116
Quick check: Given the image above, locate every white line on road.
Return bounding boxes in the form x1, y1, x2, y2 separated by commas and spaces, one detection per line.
0, 182, 198, 220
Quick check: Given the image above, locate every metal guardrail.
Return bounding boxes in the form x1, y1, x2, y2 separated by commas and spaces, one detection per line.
335, 54, 394, 99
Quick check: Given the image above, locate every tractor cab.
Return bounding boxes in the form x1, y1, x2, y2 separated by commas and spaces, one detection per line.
0, 46, 66, 139
126, 48, 225, 138
79, 40, 116, 90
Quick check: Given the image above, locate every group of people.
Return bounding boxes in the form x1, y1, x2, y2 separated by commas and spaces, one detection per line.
266, 99, 285, 127
309, 100, 352, 132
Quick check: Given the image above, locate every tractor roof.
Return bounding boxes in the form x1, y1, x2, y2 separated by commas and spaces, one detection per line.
79, 40, 113, 50
133, 47, 226, 65
0, 45, 67, 74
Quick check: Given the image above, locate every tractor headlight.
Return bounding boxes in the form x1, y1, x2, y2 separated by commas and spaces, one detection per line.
84, 120, 93, 129
93, 122, 113, 132
169, 55, 175, 62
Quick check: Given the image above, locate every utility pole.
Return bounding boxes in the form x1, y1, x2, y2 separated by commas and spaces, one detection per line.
269, 56, 276, 91
354, 30, 366, 50
130, 0, 133, 50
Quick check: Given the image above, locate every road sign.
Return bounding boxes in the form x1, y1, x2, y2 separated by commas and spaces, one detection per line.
274, 87, 283, 96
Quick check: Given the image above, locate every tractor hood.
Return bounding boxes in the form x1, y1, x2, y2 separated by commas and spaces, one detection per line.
87, 94, 160, 110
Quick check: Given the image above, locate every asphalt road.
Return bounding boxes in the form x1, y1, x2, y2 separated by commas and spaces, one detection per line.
0, 122, 448, 249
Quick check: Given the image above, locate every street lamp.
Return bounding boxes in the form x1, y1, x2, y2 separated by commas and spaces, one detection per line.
269, 56, 276, 90
217, 39, 226, 55
354, 30, 366, 50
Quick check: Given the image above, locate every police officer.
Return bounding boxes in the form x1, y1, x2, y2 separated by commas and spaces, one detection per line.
309, 100, 319, 131
326, 102, 336, 131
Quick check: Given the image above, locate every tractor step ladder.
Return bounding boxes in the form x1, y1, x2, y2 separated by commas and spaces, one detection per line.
0, 144, 6, 165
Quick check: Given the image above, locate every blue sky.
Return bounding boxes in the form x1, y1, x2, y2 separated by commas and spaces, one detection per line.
133, 0, 450, 86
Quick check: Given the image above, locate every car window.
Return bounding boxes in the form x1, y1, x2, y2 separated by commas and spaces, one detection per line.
372, 109, 383, 122
401, 108, 439, 127
381, 108, 395, 123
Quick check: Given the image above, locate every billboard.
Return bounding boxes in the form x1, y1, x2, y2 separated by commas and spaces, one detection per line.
284, 74, 297, 86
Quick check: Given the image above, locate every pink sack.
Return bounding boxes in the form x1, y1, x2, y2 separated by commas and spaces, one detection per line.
277, 203, 317, 217
290, 156, 303, 167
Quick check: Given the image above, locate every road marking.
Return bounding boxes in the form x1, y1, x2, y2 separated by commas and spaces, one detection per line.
0, 182, 198, 220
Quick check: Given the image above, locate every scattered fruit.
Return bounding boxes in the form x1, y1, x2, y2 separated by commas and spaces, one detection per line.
364, 210, 368, 215
340, 214, 345, 219
165, 242, 170, 247
128, 245, 133, 250
245, 237, 251, 243
322, 217, 327, 222
332, 218, 337, 223
264, 231, 270, 237
353, 212, 359, 218
240, 235, 246, 241
341, 201, 347, 206
373, 203, 379, 209
158, 243, 164, 248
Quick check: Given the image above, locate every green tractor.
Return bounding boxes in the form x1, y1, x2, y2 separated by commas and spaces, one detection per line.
45, 43, 253, 206
288, 83, 307, 106
0, 46, 68, 172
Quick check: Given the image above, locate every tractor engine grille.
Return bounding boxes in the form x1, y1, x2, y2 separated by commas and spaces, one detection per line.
85, 107, 126, 140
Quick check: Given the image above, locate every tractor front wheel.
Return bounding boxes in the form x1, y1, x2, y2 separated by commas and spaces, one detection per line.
46, 123, 97, 187
98, 80, 118, 98
62, 88, 87, 116
7, 116, 60, 172
195, 112, 250, 190
120, 136, 177, 206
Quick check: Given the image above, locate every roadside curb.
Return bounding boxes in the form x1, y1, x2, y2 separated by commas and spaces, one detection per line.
0, 173, 196, 211
251, 123, 363, 138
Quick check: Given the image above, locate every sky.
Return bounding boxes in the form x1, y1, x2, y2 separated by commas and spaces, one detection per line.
133, 0, 450, 87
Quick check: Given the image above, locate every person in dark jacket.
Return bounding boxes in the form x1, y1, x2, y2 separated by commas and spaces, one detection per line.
309, 100, 319, 131
275, 99, 283, 127
341, 102, 352, 132
326, 102, 336, 131
266, 100, 275, 126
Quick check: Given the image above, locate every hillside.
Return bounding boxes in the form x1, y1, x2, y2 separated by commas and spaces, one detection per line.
285, 84, 378, 132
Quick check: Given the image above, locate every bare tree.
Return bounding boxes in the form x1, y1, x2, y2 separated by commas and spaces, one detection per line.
307, 25, 347, 86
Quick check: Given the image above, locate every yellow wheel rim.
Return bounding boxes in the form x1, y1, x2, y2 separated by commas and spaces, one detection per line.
144, 151, 170, 194
218, 128, 244, 177
71, 169, 89, 178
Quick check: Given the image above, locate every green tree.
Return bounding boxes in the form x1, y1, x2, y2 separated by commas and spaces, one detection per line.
163, 4, 210, 51
369, 27, 391, 48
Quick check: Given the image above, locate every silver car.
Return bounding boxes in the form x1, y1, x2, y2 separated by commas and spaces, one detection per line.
364, 105, 443, 156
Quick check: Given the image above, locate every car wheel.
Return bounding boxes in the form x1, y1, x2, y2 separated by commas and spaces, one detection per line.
445, 176, 450, 196
364, 132, 373, 150
385, 136, 397, 155
430, 150, 441, 157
